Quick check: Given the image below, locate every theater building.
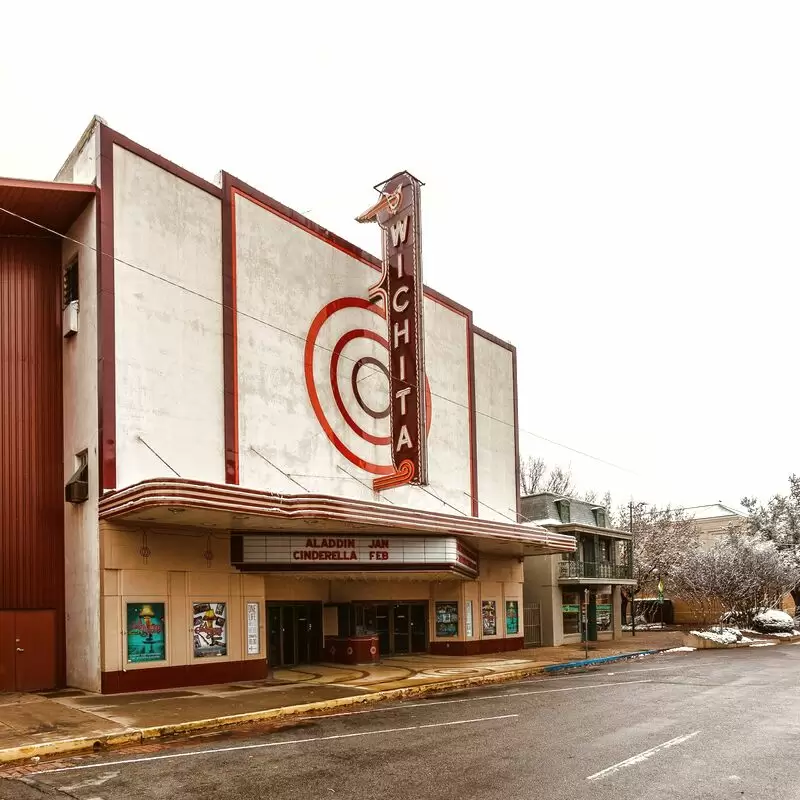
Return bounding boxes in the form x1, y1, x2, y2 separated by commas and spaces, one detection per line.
0, 117, 574, 694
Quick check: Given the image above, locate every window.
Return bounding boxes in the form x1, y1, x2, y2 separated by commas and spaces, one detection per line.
598, 539, 610, 562
65, 450, 89, 504
593, 508, 607, 528
615, 540, 628, 564
561, 591, 581, 635
555, 499, 571, 523
596, 593, 612, 632
63, 259, 79, 308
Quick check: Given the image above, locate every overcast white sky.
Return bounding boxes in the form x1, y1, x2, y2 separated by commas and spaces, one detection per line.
2, 2, 797, 509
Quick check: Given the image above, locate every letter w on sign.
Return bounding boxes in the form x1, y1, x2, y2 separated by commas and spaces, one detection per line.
356, 172, 429, 490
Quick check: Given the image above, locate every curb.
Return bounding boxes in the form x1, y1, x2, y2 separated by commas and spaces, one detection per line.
0, 648, 665, 766
543, 649, 663, 672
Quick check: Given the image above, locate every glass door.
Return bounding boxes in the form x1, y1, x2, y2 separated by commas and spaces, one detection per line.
410, 604, 427, 653
296, 605, 310, 664
282, 606, 296, 666
309, 604, 323, 663
268, 606, 282, 666
392, 605, 410, 654
376, 605, 390, 657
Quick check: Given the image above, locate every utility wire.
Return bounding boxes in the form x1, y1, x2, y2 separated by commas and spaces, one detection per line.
136, 436, 180, 476
336, 464, 395, 504
250, 446, 310, 492
0, 203, 635, 476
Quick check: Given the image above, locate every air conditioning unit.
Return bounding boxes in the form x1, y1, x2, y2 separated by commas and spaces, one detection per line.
65, 479, 89, 504
63, 300, 79, 338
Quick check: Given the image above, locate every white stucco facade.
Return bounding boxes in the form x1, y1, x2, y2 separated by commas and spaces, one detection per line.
112, 146, 224, 488
62, 201, 102, 691
233, 194, 478, 515
473, 333, 517, 523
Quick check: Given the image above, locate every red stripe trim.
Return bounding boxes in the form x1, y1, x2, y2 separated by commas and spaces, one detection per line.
97, 124, 117, 491
97, 478, 575, 551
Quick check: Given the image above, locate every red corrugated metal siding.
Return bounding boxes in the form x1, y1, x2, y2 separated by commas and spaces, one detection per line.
0, 237, 64, 612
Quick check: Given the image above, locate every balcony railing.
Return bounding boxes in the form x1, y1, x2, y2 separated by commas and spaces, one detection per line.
559, 560, 632, 580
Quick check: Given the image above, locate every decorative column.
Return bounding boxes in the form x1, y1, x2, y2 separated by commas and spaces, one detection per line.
612, 586, 622, 640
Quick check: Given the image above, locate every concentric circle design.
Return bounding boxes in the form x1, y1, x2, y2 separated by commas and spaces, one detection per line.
304, 296, 432, 476
352, 357, 390, 420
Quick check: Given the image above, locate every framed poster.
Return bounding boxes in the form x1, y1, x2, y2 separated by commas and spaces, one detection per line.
465, 600, 473, 638
435, 602, 458, 638
481, 600, 497, 636
506, 600, 519, 635
126, 602, 166, 664
247, 602, 260, 655
193, 602, 227, 658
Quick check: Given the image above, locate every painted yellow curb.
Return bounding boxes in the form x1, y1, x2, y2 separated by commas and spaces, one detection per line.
0, 654, 656, 766
0, 730, 141, 765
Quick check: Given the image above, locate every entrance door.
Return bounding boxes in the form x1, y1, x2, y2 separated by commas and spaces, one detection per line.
0, 610, 57, 691
409, 604, 427, 653
392, 605, 410, 654
375, 604, 390, 657
267, 606, 282, 667
267, 604, 322, 667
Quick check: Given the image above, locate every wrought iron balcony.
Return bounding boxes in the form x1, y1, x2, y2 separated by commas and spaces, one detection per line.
558, 560, 632, 580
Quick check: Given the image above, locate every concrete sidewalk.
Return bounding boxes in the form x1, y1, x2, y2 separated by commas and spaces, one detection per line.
0, 630, 683, 765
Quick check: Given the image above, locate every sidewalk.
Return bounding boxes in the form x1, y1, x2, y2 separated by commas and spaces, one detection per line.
0, 630, 683, 765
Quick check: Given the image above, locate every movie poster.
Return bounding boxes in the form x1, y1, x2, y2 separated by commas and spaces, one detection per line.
126, 602, 166, 663
247, 602, 260, 655
482, 600, 497, 636
193, 602, 227, 658
506, 600, 519, 635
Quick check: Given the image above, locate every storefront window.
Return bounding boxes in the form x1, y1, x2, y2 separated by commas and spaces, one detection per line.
354, 604, 378, 636
481, 600, 497, 636
192, 602, 228, 658
596, 593, 612, 632
505, 601, 519, 635
561, 592, 581, 635
435, 602, 458, 637
126, 602, 166, 663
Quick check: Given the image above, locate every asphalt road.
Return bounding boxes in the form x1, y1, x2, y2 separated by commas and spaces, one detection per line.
3, 645, 799, 800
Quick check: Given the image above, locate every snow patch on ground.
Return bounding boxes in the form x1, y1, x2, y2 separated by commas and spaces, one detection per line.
749, 642, 777, 647
621, 623, 666, 631
664, 646, 696, 653
690, 628, 745, 645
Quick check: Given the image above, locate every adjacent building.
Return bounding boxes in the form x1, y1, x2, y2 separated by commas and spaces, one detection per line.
0, 117, 575, 694
521, 493, 634, 646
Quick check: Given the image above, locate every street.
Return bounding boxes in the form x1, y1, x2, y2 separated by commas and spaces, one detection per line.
3, 646, 799, 800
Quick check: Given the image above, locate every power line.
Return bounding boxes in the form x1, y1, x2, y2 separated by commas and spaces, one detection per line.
336, 464, 395, 504
250, 446, 310, 492
0, 203, 636, 475
136, 436, 180, 477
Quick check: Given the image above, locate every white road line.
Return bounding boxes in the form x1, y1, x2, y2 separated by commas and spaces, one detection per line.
322, 679, 652, 718
37, 714, 519, 775
586, 730, 701, 781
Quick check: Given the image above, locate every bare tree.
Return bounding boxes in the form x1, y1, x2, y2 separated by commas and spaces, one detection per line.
671, 532, 796, 626
618, 504, 700, 624
520, 456, 547, 496
742, 474, 800, 607
519, 457, 575, 496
